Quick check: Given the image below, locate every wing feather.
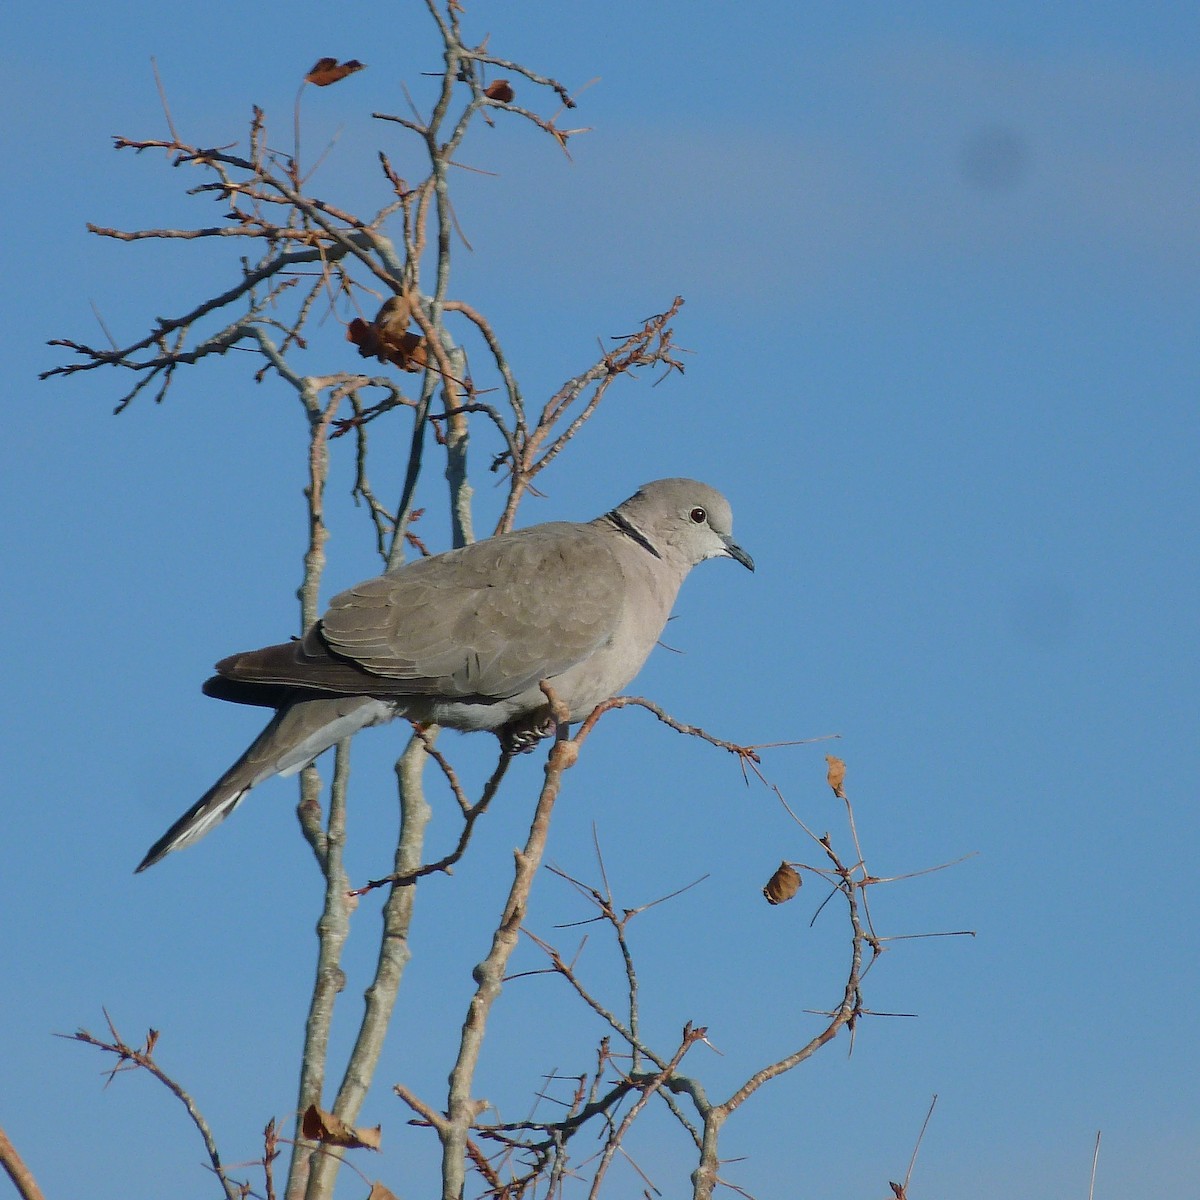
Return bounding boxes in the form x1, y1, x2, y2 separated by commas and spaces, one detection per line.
316, 522, 624, 698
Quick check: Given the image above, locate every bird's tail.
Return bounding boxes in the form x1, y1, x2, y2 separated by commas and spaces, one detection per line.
136, 695, 394, 871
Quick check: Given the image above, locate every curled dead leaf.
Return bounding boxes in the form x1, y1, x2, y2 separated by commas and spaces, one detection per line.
825, 754, 847, 799
762, 861, 801, 905
484, 79, 515, 103
347, 295, 428, 372
300, 1103, 382, 1151
367, 1184, 400, 1200
305, 58, 367, 87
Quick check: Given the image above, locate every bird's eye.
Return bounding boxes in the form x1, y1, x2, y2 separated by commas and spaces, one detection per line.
689, 507, 707, 524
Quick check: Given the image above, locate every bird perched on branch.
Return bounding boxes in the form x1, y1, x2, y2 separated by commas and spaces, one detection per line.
137, 478, 753, 871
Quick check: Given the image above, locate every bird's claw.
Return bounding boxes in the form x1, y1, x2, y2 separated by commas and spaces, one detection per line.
499, 708, 559, 754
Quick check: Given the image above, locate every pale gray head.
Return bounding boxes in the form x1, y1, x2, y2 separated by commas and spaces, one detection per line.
608, 478, 754, 571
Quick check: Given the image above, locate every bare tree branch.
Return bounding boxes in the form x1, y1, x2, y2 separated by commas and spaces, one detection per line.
66, 1014, 242, 1200
434, 688, 574, 1199
0, 1126, 46, 1200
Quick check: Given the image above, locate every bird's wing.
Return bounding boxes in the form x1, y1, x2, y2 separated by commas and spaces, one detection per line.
318, 522, 625, 699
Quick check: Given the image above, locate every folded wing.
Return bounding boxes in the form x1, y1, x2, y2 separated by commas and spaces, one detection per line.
211, 522, 626, 701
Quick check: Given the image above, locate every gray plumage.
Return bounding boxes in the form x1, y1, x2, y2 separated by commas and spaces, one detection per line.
137, 479, 753, 871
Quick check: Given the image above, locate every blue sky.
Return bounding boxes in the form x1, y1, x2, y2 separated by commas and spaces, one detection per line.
3, 1, 1198, 1197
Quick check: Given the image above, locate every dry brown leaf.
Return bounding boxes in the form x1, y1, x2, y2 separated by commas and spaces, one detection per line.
346, 317, 373, 350
305, 57, 367, 87
825, 754, 847, 799
300, 1104, 382, 1151
484, 79, 515, 103
373, 293, 415, 336
762, 861, 801, 905
346, 295, 427, 372
367, 1184, 400, 1200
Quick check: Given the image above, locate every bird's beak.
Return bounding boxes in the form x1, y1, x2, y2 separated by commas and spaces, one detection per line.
722, 536, 755, 572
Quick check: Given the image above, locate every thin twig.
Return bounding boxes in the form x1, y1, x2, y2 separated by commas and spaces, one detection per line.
65, 1015, 241, 1200
902, 1094, 938, 1191
349, 745, 511, 896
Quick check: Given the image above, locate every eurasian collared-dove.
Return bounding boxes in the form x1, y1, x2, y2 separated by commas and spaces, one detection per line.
137, 479, 752, 871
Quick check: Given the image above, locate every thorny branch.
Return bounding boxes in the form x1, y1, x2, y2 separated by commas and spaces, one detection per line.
493, 297, 686, 535
348, 736, 513, 897
380, 697, 965, 1199
65, 1013, 242, 1200
574, 692, 761, 766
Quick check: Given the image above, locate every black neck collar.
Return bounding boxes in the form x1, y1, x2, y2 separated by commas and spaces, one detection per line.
606, 509, 663, 559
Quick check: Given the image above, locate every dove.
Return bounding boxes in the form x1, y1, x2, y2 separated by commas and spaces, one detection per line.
137, 479, 752, 870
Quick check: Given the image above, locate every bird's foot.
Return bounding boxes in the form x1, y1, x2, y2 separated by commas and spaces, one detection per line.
499, 707, 560, 755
